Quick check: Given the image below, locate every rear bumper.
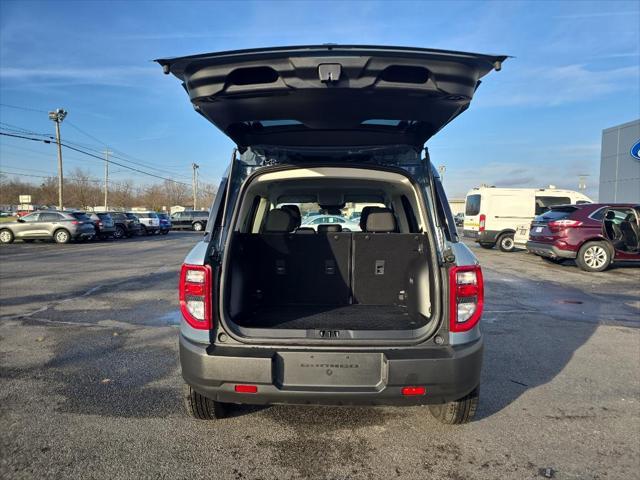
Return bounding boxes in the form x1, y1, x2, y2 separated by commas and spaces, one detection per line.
179, 335, 483, 406
526, 241, 576, 259
73, 228, 95, 239
464, 229, 499, 244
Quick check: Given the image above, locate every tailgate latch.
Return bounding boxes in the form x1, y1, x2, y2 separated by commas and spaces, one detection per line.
318, 64, 341, 83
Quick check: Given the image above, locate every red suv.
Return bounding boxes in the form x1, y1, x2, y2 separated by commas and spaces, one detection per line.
527, 203, 640, 272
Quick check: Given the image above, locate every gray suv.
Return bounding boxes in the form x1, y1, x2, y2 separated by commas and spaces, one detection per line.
159, 45, 503, 424
0, 211, 95, 244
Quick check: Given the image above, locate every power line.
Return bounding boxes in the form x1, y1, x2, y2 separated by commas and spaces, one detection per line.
0, 131, 190, 186
2, 118, 192, 180
65, 119, 191, 179
0, 103, 48, 113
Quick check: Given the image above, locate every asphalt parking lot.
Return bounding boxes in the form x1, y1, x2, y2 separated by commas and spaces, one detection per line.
0, 232, 638, 480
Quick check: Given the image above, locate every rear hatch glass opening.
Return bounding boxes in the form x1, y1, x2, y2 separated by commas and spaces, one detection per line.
218, 163, 443, 344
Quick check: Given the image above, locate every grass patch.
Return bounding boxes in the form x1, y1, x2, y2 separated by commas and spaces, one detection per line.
0, 216, 17, 223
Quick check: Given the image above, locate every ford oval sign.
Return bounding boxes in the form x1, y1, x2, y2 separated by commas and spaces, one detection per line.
631, 139, 640, 160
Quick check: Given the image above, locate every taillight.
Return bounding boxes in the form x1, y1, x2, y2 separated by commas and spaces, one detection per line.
548, 219, 582, 232
71, 220, 79, 225
179, 264, 212, 330
479, 214, 486, 232
449, 265, 484, 333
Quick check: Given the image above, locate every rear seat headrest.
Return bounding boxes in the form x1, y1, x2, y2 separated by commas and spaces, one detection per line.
318, 224, 342, 233
264, 208, 296, 232
359, 206, 387, 231
366, 210, 397, 233
280, 205, 301, 229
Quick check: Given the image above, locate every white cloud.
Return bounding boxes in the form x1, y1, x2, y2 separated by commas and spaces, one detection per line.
0, 65, 158, 87
476, 63, 639, 107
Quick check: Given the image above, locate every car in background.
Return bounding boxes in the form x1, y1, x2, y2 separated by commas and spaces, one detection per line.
107, 212, 141, 239
527, 203, 640, 272
87, 212, 116, 240
157, 212, 171, 235
464, 186, 592, 252
454, 212, 464, 227
0, 210, 95, 244
170, 210, 209, 231
300, 214, 362, 232
131, 211, 160, 235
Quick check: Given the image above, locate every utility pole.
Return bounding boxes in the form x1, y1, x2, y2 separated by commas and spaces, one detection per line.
192, 163, 200, 210
48, 108, 67, 210
103, 149, 112, 209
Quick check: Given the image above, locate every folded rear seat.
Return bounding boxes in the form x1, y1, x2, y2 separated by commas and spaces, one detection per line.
352, 209, 424, 305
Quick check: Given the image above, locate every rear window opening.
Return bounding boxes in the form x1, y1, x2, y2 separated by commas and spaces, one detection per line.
219, 166, 440, 343
465, 194, 481, 216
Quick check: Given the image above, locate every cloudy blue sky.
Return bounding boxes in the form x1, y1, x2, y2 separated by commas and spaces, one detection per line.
0, 0, 638, 199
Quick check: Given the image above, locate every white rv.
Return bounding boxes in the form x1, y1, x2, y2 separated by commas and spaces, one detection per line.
463, 187, 592, 251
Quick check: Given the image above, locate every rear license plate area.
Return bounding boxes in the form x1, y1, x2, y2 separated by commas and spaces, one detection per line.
275, 352, 387, 391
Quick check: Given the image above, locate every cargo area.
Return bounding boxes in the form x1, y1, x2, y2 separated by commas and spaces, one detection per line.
220, 166, 436, 337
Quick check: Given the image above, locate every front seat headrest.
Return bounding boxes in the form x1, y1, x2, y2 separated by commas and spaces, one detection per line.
280, 205, 301, 229
604, 210, 616, 220
264, 208, 295, 232
366, 210, 398, 233
359, 206, 387, 231
295, 227, 316, 234
318, 224, 342, 233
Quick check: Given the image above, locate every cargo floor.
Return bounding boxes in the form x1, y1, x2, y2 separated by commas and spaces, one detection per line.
232, 304, 427, 330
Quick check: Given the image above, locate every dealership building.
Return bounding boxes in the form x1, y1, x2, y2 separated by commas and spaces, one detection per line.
599, 119, 640, 203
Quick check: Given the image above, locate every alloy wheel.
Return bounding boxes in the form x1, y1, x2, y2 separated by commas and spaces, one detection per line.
584, 246, 607, 269
0, 230, 13, 243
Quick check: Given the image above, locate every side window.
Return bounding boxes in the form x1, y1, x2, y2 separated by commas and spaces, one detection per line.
401, 195, 419, 233
589, 207, 606, 221
40, 213, 60, 222
434, 179, 458, 241
22, 213, 40, 222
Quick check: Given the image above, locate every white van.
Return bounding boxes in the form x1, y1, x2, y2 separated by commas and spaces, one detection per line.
463, 187, 592, 251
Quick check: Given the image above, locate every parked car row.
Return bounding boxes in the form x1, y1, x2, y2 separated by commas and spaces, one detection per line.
0, 209, 210, 244
462, 198, 640, 272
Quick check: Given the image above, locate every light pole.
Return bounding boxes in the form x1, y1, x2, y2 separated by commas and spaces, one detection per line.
48, 108, 67, 210
104, 149, 112, 208
192, 163, 200, 210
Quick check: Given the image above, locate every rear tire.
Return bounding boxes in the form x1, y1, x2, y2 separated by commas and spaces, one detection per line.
429, 386, 479, 425
183, 384, 227, 420
193, 222, 204, 232
479, 242, 494, 249
114, 225, 125, 239
497, 233, 516, 252
53, 229, 71, 244
0, 229, 15, 244
576, 241, 611, 272
161, 230, 169, 235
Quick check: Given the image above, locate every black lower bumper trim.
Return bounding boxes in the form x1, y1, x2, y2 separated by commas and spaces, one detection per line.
179, 335, 483, 406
